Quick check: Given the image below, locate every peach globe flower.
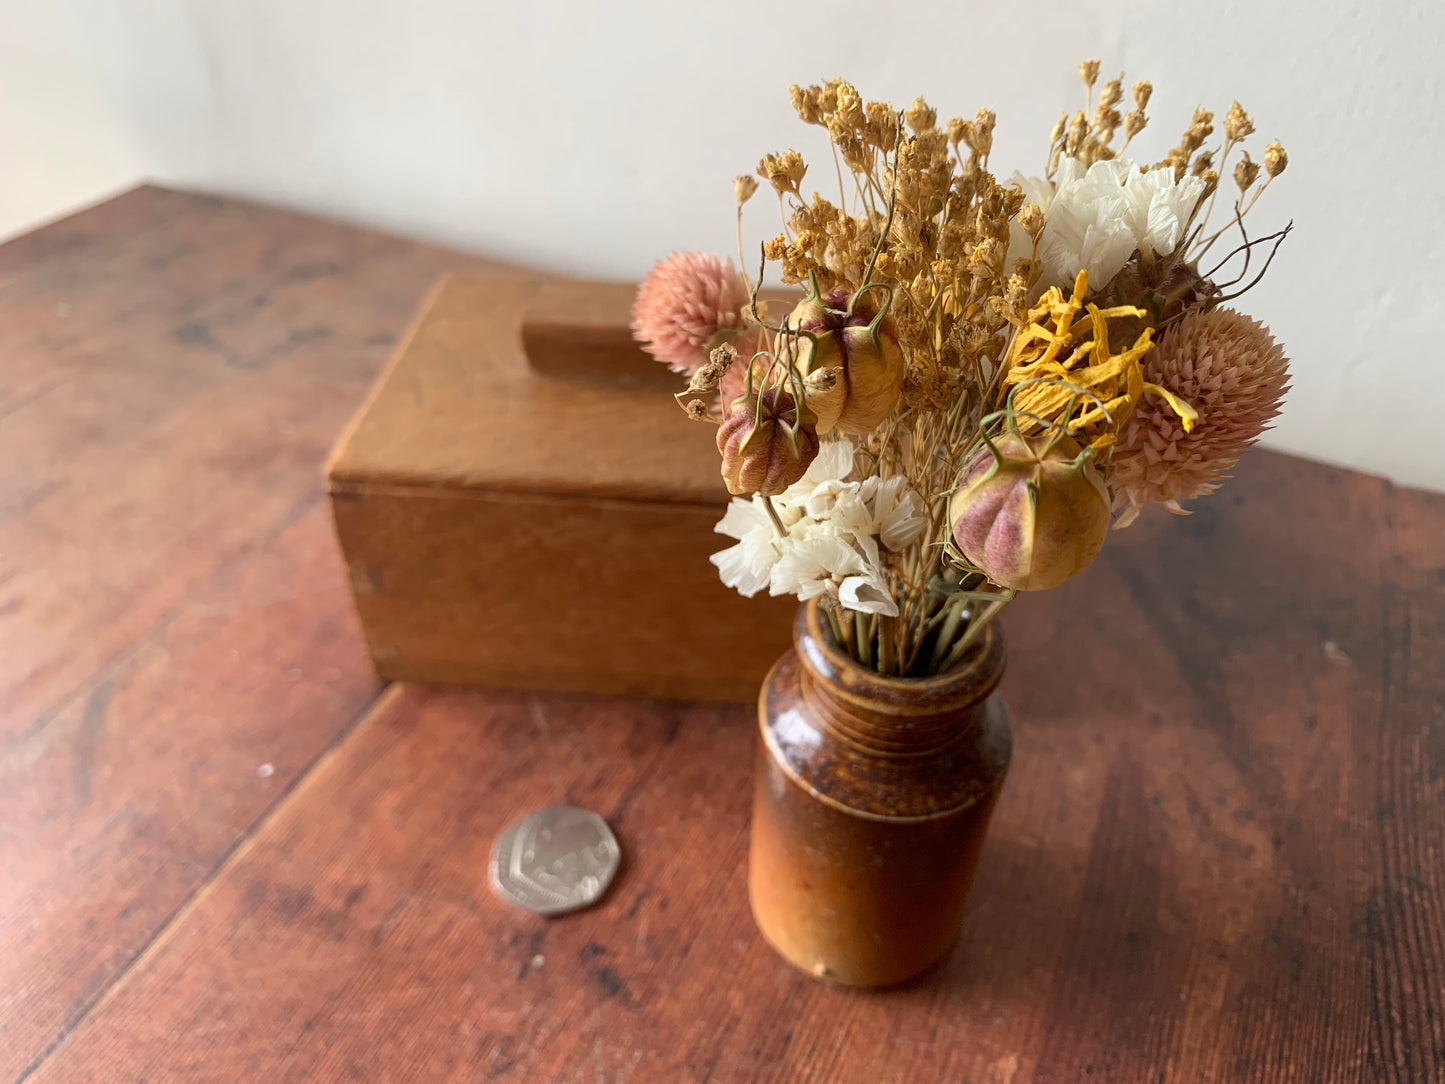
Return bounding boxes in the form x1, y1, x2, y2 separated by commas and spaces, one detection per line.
631, 251, 749, 374
1111, 307, 1289, 526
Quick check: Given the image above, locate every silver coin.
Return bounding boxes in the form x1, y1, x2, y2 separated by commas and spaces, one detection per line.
490, 805, 620, 916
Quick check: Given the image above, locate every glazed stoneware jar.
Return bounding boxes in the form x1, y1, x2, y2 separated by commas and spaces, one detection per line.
748, 600, 1011, 987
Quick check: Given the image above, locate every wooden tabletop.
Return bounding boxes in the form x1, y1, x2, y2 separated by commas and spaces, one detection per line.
1, 187, 1442, 1084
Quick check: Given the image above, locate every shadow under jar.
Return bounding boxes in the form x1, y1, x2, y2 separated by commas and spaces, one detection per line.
748, 599, 1011, 988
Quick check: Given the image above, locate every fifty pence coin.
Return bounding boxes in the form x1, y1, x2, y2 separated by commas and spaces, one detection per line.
490, 805, 620, 916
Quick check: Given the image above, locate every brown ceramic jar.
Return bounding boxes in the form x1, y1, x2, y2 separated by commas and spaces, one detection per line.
748, 600, 1011, 987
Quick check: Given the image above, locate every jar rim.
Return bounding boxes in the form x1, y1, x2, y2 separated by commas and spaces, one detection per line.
795, 598, 1006, 717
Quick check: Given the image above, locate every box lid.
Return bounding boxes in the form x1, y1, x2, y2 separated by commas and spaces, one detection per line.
327, 273, 731, 507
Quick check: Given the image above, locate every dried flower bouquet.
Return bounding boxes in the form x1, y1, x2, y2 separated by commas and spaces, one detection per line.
634, 61, 1291, 678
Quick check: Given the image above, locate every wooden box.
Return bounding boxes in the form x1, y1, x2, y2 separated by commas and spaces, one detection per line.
326, 272, 796, 702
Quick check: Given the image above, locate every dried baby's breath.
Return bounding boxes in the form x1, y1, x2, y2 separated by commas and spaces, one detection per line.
1225, 100, 1255, 142
1234, 152, 1260, 193
669, 60, 1294, 677
758, 150, 808, 197
1265, 140, 1288, 177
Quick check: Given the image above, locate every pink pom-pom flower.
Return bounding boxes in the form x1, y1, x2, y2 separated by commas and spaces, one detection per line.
631, 251, 748, 374
1111, 308, 1290, 527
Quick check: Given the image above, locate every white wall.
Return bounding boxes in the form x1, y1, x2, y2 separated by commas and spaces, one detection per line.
4, 0, 1443, 491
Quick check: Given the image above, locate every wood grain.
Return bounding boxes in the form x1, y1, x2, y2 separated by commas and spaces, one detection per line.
4, 189, 1441, 1083
22, 453, 1445, 1082
0, 187, 486, 1080
0, 186, 474, 735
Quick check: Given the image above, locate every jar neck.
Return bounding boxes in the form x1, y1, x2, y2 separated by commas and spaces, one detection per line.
793, 601, 1006, 758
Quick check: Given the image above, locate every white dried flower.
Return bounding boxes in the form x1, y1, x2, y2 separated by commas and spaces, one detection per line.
769, 531, 894, 616
709, 439, 920, 617
1009, 158, 1206, 290
710, 495, 797, 597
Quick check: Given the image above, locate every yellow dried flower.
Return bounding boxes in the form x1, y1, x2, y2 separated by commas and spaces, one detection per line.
789, 84, 821, 125
1018, 202, 1045, 240
734, 174, 759, 205
1225, 100, 1255, 142
814, 79, 840, 116
1234, 151, 1260, 193
1163, 108, 1215, 177
1265, 140, 1288, 177
837, 135, 872, 174
905, 97, 937, 134
865, 101, 898, 150
833, 81, 865, 130
1093, 108, 1122, 143
758, 150, 807, 196
1098, 77, 1123, 111
1000, 270, 1197, 451
1189, 107, 1215, 145
1065, 111, 1088, 156
972, 109, 996, 157
1049, 112, 1068, 145
1133, 80, 1153, 109
968, 237, 1005, 280
1124, 110, 1148, 141
1079, 59, 1101, 88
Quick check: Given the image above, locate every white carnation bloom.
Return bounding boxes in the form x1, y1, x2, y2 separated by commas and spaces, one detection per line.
1010, 158, 1206, 291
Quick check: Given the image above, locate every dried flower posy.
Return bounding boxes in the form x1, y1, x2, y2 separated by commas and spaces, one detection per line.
633, 64, 1293, 676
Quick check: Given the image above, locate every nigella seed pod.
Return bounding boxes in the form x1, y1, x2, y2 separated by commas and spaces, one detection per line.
785, 288, 905, 435
717, 387, 820, 496
949, 431, 1112, 591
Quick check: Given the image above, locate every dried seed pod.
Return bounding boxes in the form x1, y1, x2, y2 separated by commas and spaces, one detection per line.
717, 387, 820, 496
949, 430, 1112, 591
786, 288, 906, 435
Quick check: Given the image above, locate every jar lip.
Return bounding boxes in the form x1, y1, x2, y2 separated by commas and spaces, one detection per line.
796, 597, 1005, 708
